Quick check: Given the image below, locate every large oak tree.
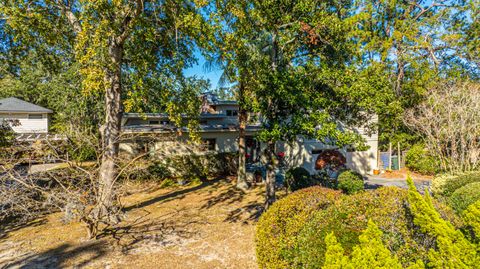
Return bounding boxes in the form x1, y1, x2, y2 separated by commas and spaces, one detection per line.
1, 0, 208, 229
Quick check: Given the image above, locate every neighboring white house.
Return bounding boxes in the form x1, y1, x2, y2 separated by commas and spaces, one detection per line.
0, 97, 52, 133
121, 93, 379, 175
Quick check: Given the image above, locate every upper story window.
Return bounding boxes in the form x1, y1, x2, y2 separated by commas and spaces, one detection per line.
28, 114, 43, 119
149, 120, 169, 125
226, 110, 238, 117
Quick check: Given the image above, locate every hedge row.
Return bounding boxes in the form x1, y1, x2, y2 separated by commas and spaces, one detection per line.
256, 186, 460, 268
125, 152, 238, 182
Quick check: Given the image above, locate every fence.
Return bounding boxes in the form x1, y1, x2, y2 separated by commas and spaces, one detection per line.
379, 151, 407, 171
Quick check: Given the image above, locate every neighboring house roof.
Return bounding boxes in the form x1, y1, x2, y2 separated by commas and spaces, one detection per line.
0, 97, 53, 113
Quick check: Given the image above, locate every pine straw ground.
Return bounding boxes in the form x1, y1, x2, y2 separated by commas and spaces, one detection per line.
0, 178, 272, 269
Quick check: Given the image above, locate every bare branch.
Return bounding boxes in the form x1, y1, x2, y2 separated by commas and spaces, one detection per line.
404, 81, 480, 173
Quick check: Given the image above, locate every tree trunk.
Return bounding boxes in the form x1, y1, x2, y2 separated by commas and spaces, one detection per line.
237, 81, 249, 190
264, 31, 279, 209
95, 41, 123, 224
265, 141, 276, 208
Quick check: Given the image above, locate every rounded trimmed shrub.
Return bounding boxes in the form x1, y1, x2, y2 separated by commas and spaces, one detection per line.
255, 186, 341, 269
405, 144, 439, 175
337, 170, 364, 194
285, 167, 312, 192
432, 171, 480, 197
285, 187, 459, 268
449, 182, 480, 213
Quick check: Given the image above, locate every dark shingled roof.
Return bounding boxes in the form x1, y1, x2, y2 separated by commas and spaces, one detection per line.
0, 97, 53, 113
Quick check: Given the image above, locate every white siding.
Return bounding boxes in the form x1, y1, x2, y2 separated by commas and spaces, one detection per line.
277, 135, 378, 175
0, 113, 49, 133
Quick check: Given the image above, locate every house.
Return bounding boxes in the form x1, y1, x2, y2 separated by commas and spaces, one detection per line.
121, 93, 379, 175
0, 97, 52, 134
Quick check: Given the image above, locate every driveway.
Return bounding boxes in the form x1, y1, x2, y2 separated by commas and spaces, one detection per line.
365, 176, 431, 193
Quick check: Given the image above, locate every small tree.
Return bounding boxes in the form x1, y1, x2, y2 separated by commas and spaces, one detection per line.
0, 120, 16, 148
406, 177, 479, 268
404, 81, 480, 173
323, 220, 424, 269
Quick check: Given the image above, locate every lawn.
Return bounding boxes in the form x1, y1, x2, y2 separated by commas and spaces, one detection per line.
0, 179, 268, 268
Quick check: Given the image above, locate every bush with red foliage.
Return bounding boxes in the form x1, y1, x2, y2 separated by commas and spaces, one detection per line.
315, 149, 346, 171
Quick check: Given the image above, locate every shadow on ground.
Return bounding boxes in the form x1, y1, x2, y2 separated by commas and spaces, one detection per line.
0, 218, 47, 240
102, 218, 200, 254
4, 241, 108, 268
123, 179, 221, 212
224, 201, 264, 224
201, 185, 265, 224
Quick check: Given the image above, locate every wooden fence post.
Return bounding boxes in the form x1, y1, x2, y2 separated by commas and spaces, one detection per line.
389, 142, 392, 170
397, 142, 401, 170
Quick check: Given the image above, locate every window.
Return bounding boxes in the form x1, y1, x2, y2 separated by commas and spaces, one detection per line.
149, 120, 159, 125
160, 120, 170, 125
226, 110, 238, 116
28, 114, 43, 119
202, 138, 216, 151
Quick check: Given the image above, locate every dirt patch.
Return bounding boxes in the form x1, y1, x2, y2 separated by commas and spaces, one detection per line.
379, 168, 433, 181
1, 179, 267, 269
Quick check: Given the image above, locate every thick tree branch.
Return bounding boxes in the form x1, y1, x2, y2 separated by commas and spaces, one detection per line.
116, 0, 144, 45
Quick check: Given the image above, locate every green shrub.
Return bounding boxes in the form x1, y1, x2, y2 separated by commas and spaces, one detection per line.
337, 170, 364, 194
405, 144, 439, 175
148, 162, 172, 180
289, 187, 459, 268
164, 152, 237, 179
322, 178, 479, 269
449, 182, 480, 213
285, 167, 312, 192
463, 200, 480, 241
256, 187, 341, 269
312, 171, 337, 189
432, 171, 480, 197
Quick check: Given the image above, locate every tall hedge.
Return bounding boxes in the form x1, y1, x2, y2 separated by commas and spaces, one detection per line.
255, 187, 341, 269
268, 187, 459, 268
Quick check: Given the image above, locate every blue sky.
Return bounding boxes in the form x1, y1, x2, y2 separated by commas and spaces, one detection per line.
183, 50, 223, 90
